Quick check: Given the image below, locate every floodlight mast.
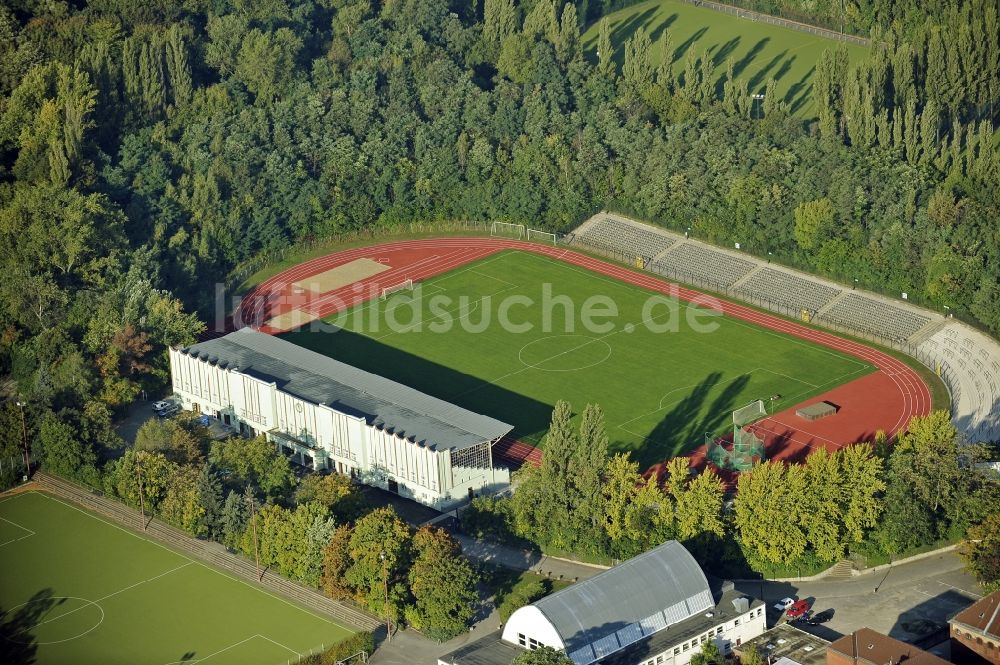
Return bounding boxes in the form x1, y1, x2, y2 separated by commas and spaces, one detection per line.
380, 551, 391, 643
16, 400, 30, 477
136, 452, 147, 531
247, 489, 262, 581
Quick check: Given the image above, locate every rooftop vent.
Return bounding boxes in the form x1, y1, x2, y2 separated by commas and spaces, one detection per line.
731, 597, 750, 613
721, 580, 735, 593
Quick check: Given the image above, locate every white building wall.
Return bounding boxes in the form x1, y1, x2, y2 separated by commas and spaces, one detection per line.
638, 605, 768, 665
502, 606, 566, 651
496, 601, 767, 665
167, 347, 510, 509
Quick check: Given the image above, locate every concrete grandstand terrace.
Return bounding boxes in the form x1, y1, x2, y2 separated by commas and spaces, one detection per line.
234, 238, 931, 474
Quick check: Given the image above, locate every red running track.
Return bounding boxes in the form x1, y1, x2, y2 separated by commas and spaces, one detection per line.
236, 238, 931, 472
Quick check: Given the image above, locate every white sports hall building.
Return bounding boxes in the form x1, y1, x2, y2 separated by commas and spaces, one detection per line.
439, 540, 766, 665
168, 328, 513, 508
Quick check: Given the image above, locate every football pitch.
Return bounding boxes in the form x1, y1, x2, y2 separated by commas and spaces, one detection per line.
283, 251, 873, 465
581, 0, 869, 116
0, 491, 352, 665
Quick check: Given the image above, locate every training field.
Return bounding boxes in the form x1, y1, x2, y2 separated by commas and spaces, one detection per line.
581, 0, 868, 116
0, 491, 351, 665
282, 250, 873, 466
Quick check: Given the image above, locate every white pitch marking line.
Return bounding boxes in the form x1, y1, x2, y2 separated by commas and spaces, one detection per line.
32, 493, 345, 628
33, 562, 195, 629
0, 514, 36, 548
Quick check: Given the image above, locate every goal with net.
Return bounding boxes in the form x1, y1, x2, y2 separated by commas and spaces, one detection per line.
527, 228, 557, 245
732, 399, 767, 427
380, 279, 414, 299
705, 400, 767, 472
490, 222, 525, 239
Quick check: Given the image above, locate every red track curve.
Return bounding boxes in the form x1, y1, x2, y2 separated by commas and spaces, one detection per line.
235, 238, 931, 471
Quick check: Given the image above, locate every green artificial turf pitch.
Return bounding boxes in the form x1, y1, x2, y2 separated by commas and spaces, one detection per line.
283, 251, 873, 466
0, 491, 352, 665
581, 0, 869, 116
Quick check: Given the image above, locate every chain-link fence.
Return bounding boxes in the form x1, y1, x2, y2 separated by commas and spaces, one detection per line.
679, 0, 870, 43
33, 471, 383, 632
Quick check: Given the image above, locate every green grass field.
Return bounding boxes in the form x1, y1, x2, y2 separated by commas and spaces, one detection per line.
0, 491, 352, 665
582, 0, 868, 116
282, 251, 873, 466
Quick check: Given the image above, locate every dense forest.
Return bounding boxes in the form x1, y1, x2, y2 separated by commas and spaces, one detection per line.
0, 0, 997, 482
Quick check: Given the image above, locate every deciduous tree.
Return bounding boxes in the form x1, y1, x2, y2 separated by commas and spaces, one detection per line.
407, 527, 478, 640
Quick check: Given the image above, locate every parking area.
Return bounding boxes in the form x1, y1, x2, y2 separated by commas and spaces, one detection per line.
114, 394, 235, 446
113, 393, 176, 444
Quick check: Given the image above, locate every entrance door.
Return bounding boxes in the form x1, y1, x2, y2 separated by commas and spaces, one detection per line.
388, 479, 399, 494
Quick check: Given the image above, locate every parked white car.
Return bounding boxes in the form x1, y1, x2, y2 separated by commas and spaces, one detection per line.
773, 597, 796, 611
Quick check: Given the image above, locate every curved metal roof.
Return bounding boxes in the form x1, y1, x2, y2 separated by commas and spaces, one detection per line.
531, 540, 712, 659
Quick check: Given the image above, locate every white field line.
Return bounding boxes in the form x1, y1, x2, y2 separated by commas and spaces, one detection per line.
32, 492, 346, 629
0, 514, 36, 548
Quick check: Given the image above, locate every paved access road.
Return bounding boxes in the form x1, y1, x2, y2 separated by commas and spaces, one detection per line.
371, 548, 982, 665
736, 550, 982, 644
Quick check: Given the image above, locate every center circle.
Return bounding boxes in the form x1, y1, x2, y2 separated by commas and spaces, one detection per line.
2, 596, 105, 645
518, 335, 613, 372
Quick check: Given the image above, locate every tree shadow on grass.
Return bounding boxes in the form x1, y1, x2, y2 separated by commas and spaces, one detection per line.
732, 37, 770, 78
588, 6, 661, 67
278, 326, 554, 444
646, 13, 679, 49
748, 49, 788, 92
624, 372, 753, 468
711, 36, 742, 67
672, 26, 709, 64
0, 589, 59, 665
784, 67, 816, 106
772, 55, 797, 83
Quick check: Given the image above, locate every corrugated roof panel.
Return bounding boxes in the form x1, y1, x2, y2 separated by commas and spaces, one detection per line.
663, 601, 688, 625
181, 329, 513, 450
570, 646, 596, 665
639, 612, 666, 635
615, 624, 643, 648
592, 635, 620, 658
687, 590, 714, 614
532, 541, 712, 653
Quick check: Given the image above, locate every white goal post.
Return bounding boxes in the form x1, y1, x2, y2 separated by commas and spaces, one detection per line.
490, 222, 525, 239
380, 279, 414, 299
732, 399, 767, 426
527, 228, 557, 245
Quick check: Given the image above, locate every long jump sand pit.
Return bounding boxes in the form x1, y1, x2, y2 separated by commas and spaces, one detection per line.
265, 307, 319, 331
292, 258, 390, 294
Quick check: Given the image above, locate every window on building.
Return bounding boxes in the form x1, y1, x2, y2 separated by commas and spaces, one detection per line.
735, 619, 740, 626
683, 643, 690, 652
518, 634, 526, 647
701, 635, 707, 643
674, 648, 680, 656
657, 656, 664, 664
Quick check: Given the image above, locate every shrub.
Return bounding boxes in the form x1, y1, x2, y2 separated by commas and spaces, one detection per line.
498, 579, 547, 623
295, 631, 375, 664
